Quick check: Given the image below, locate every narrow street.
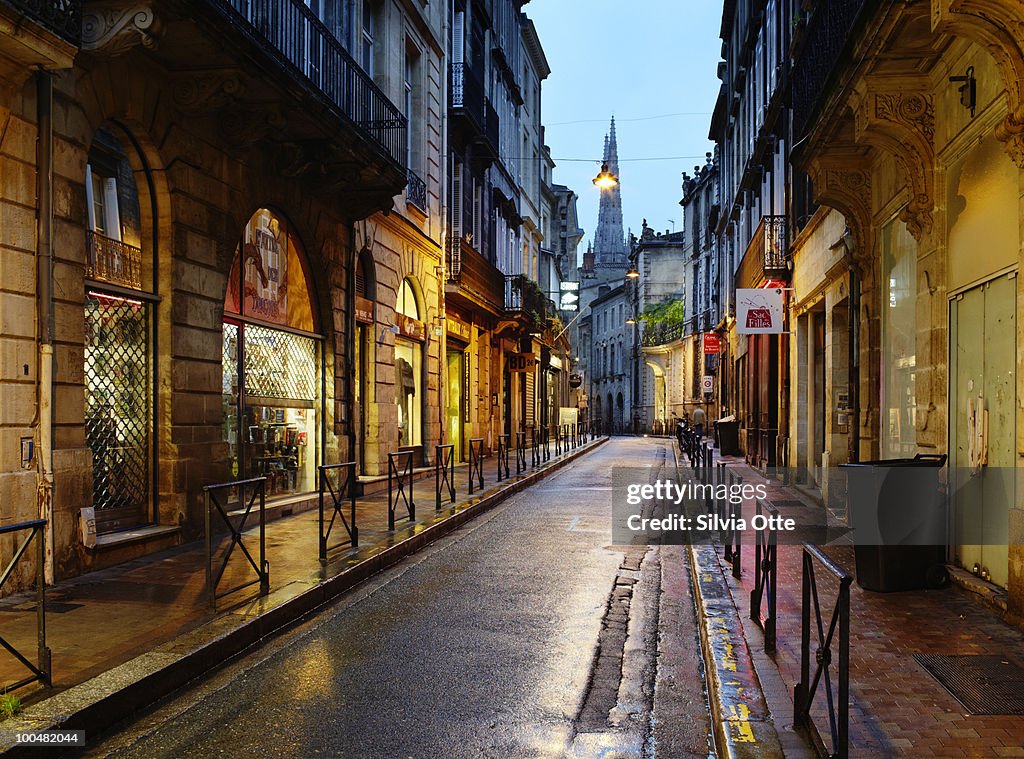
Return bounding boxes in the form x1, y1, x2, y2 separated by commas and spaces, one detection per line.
88, 439, 713, 759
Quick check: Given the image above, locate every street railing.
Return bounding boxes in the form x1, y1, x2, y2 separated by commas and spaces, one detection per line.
0, 519, 51, 691
204, 477, 269, 609
723, 466, 742, 578
435, 444, 455, 510
387, 451, 415, 530
541, 427, 550, 462
794, 545, 852, 759
554, 425, 563, 456
496, 434, 510, 482
530, 428, 540, 467
749, 498, 778, 652
468, 438, 485, 494
515, 431, 527, 474
318, 462, 357, 566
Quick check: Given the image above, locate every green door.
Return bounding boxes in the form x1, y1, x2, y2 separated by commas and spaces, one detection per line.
950, 273, 1016, 587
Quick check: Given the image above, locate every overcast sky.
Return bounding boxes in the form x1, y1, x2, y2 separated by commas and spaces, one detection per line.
528, 1, 723, 263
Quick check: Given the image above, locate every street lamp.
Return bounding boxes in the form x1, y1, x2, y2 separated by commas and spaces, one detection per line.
592, 162, 618, 189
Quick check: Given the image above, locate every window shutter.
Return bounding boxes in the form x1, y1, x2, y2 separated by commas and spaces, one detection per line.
453, 12, 465, 65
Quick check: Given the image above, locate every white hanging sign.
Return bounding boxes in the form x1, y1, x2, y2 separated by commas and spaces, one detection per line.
736, 288, 784, 334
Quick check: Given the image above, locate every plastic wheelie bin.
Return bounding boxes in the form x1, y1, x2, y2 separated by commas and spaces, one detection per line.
841, 453, 948, 592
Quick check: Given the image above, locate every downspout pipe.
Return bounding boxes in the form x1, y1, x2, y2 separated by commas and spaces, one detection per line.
346, 222, 357, 469
36, 71, 55, 584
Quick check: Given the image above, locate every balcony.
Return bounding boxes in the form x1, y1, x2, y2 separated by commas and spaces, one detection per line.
2, 0, 80, 45
642, 323, 685, 347
791, 0, 871, 138
481, 98, 500, 158
213, 0, 406, 168
406, 169, 427, 214
450, 62, 485, 135
504, 274, 546, 325
736, 215, 789, 288
446, 237, 505, 315
86, 230, 142, 290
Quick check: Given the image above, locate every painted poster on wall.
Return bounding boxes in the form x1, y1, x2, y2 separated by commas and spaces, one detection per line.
736, 288, 784, 334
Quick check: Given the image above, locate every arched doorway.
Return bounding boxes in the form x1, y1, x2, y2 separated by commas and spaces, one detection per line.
222, 208, 322, 498
394, 277, 425, 449
83, 125, 157, 533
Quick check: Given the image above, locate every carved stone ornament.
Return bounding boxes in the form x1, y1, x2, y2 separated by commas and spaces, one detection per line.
82, 5, 162, 57
172, 73, 245, 113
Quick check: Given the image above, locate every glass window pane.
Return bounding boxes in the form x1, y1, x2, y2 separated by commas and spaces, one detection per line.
395, 338, 422, 446
880, 218, 917, 457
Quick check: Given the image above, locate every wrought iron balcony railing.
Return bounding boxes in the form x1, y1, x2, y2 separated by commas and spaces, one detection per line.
483, 98, 500, 155
504, 274, 545, 321
791, 0, 870, 138
450, 62, 485, 131
216, 0, 406, 167
736, 215, 789, 288
446, 235, 462, 282
406, 169, 427, 214
2, 0, 81, 46
641, 322, 686, 347
86, 230, 142, 290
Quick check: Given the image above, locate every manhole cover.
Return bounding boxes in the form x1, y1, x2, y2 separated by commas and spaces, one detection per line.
915, 654, 1024, 714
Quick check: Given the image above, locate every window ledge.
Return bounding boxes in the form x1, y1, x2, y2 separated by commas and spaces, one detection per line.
93, 525, 180, 551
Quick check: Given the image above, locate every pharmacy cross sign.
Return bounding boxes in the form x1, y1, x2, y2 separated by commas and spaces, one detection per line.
736, 288, 784, 334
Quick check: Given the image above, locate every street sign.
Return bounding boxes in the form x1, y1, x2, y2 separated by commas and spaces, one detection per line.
703, 333, 721, 354
508, 353, 535, 372
736, 288, 784, 334
701, 375, 714, 394
559, 281, 580, 311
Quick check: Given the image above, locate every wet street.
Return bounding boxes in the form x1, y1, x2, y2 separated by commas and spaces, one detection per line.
89, 438, 712, 759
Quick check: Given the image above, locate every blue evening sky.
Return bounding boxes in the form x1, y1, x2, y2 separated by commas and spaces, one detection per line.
528, 1, 723, 264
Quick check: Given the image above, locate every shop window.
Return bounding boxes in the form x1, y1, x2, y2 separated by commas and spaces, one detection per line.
223, 209, 322, 498
880, 217, 917, 457
395, 278, 423, 447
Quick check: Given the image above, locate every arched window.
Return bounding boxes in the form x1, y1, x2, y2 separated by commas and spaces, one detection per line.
83, 126, 155, 533
394, 277, 424, 447
223, 208, 321, 498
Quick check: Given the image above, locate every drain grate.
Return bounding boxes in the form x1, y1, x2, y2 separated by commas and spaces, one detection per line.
915, 654, 1024, 715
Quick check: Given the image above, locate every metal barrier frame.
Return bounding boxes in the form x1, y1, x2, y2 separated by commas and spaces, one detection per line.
723, 470, 742, 578
387, 451, 415, 530
530, 428, 540, 467
515, 431, 527, 474
496, 434, 510, 481
555, 425, 563, 456
319, 462, 357, 566
435, 444, 456, 510
749, 498, 777, 652
794, 545, 852, 759
468, 438, 485, 494
0, 519, 51, 690
542, 427, 550, 462
205, 476, 269, 609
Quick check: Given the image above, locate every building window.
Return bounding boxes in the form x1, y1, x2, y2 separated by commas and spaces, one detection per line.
394, 278, 424, 447
361, 1, 377, 77
84, 127, 153, 534
223, 209, 322, 498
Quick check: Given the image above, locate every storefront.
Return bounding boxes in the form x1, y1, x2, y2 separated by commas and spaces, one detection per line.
445, 312, 471, 460
394, 278, 425, 452
222, 208, 322, 499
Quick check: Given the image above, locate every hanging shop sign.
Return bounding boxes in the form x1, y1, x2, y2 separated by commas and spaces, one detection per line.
736, 288, 784, 334
355, 296, 374, 324
559, 281, 580, 311
446, 314, 471, 342
507, 352, 536, 372
395, 313, 425, 342
702, 333, 721, 354
569, 373, 583, 389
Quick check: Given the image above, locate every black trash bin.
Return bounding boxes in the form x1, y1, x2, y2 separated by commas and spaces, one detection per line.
841, 454, 948, 592
717, 419, 740, 456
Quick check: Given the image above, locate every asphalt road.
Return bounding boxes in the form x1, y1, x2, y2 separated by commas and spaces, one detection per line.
90, 437, 712, 759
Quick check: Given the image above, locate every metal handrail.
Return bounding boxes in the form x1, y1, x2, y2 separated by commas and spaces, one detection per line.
387, 451, 415, 530
86, 230, 142, 290
435, 444, 455, 510
496, 434, 510, 482
319, 462, 357, 566
406, 168, 427, 213
750, 497, 778, 652
794, 545, 852, 759
468, 438, 485, 494
515, 431, 527, 474
0, 519, 51, 690
204, 477, 269, 609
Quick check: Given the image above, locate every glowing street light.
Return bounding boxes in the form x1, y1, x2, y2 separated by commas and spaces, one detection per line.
592, 162, 618, 189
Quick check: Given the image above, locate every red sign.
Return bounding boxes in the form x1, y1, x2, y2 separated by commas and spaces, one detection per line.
703, 333, 721, 354
355, 296, 374, 324
395, 313, 425, 342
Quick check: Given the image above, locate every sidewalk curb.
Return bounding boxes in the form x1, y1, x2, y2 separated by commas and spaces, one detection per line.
0, 438, 608, 756
673, 445, 783, 759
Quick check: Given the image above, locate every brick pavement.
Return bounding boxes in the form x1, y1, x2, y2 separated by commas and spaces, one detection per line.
0, 435, 595, 704
711, 457, 1024, 758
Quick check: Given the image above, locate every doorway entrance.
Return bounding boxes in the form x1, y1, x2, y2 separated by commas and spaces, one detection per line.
950, 273, 1016, 588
